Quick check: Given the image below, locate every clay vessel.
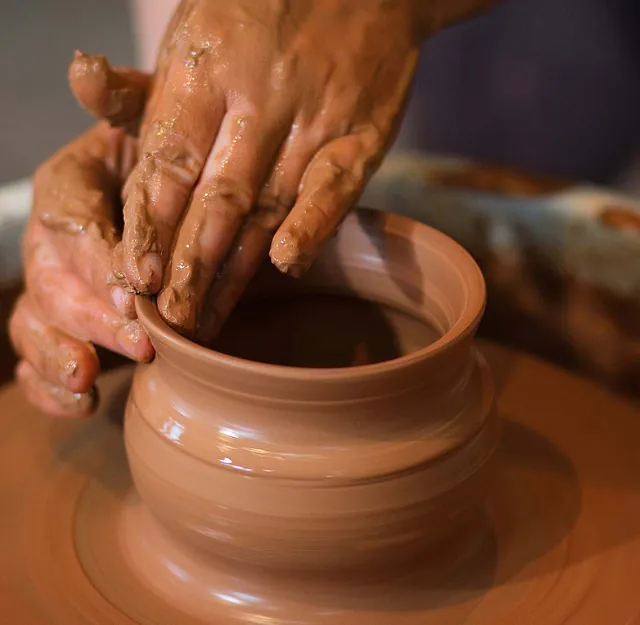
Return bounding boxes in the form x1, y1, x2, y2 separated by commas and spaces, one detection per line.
126, 208, 496, 572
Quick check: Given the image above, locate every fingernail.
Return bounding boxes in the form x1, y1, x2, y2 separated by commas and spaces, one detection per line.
111, 286, 136, 318
270, 233, 299, 271
116, 321, 145, 360
59, 357, 79, 387
157, 286, 196, 335
17, 360, 97, 417
270, 231, 314, 277
137, 252, 163, 293
51, 385, 98, 416
111, 286, 128, 314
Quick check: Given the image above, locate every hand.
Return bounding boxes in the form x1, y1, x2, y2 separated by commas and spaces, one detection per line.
115, 0, 496, 342
9, 57, 154, 417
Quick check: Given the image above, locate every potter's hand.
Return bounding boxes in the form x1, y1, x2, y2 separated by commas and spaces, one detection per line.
9, 59, 155, 416
116, 0, 495, 341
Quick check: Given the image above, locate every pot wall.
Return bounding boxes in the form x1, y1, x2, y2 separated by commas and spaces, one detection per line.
125, 209, 496, 571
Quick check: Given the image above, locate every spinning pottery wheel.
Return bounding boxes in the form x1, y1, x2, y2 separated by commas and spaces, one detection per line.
1, 341, 640, 624
2, 164, 640, 624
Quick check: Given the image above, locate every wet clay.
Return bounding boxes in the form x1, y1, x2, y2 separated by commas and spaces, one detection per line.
1, 341, 640, 623
5, 210, 640, 623
125, 209, 496, 578
108, 0, 498, 342
11, 119, 155, 417
69, 51, 149, 135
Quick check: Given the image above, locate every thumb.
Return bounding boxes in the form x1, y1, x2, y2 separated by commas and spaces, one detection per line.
68, 51, 151, 135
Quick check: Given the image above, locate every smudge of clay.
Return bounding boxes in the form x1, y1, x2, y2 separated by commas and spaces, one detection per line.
599, 205, 640, 234
37, 153, 118, 244
116, 155, 164, 294
428, 164, 572, 197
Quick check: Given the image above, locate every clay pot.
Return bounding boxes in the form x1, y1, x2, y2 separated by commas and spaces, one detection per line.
125, 208, 496, 572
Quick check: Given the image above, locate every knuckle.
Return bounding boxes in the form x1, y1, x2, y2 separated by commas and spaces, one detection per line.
307, 199, 335, 223
253, 194, 292, 231
140, 141, 204, 186
200, 177, 254, 221
359, 128, 386, 158
326, 158, 362, 190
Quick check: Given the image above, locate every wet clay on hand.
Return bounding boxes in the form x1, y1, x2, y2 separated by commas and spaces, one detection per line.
9, 55, 158, 417
68, 51, 150, 135
109, 0, 497, 342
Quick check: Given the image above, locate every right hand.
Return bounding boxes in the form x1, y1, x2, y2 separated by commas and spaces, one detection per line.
9, 56, 154, 417
111, 0, 498, 342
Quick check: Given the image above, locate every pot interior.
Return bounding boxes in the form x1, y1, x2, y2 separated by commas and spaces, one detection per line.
146, 209, 485, 376
209, 276, 442, 368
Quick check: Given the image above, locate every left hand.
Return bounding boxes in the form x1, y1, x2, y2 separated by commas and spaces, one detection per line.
8, 55, 154, 417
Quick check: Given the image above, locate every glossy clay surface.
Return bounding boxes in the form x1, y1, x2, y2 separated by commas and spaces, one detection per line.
125, 208, 495, 582
3, 209, 640, 623
1, 342, 640, 623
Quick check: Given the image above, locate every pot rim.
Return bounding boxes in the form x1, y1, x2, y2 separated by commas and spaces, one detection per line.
136, 209, 486, 383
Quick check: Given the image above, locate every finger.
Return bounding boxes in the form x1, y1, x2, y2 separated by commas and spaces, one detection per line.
270, 131, 383, 277
195, 130, 315, 341
69, 51, 151, 134
25, 259, 153, 363
157, 112, 287, 335
9, 294, 99, 393
194, 211, 279, 343
31, 153, 137, 318
118, 55, 225, 294
16, 361, 97, 419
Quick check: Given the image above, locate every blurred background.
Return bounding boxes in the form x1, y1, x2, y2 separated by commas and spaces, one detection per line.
1, 0, 640, 190
0, 0, 135, 185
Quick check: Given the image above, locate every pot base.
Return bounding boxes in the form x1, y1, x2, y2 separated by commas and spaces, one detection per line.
1, 341, 640, 624
79, 488, 494, 624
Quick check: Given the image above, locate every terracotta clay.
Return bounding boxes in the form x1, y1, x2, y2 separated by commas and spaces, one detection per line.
2, 342, 640, 623
3, 209, 640, 623
126, 208, 495, 577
